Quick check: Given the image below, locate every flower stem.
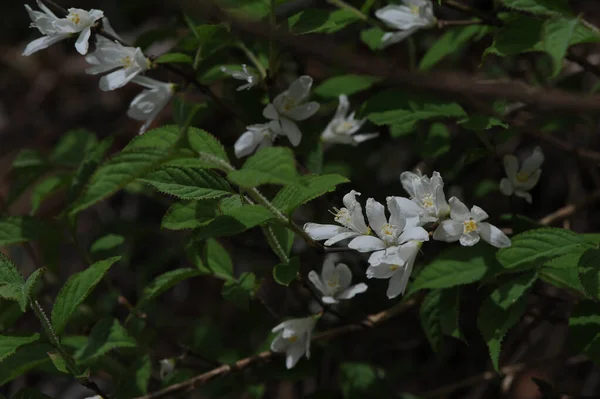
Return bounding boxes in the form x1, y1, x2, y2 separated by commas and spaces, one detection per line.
237, 42, 267, 80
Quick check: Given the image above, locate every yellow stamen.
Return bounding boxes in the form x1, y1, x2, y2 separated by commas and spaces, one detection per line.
410, 5, 420, 15
121, 56, 133, 69
389, 264, 399, 271
69, 12, 81, 25
381, 223, 395, 237
516, 171, 529, 183
463, 220, 478, 234
288, 335, 298, 343
421, 194, 434, 209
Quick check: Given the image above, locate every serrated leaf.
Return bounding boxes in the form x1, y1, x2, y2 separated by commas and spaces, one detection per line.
367, 102, 466, 128
272, 174, 349, 213
478, 271, 537, 371
140, 166, 233, 199
221, 272, 255, 310
578, 248, 600, 299
263, 223, 295, 263
50, 129, 97, 166
314, 75, 382, 98
289, 8, 360, 34
192, 205, 274, 240
0, 333, 39, 363
47, 351, 68, 374
420, 25, 489, 71
30, 174, 70, 215
70, 148, 176, 215
67, 136, 113, 207
188, 127, 230, 170
23, 268, 44, 303
420, 290, 443, 352
161, 199, 219, 230
496, 228, 589, 271
51, 256, 121, 334
155, 52, 193, 64
273, 257, 300, 286
0, 254, 28, 312
0, 216, 49, 248
539, 247, 588, 296
410, 245, 500, 292
12, 149, 46, 169
125, 125, 181, 151
75, 318, 137, 363
500, 0, 572, 16
0, 342, 52, 385
228, 147, 299, 188
543, 17, 578, 76
204, 239, 234, 280
138, 268, 202, 306
90, 234, 125, 259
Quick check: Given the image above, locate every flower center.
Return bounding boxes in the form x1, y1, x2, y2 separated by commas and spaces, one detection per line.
69, 12, 81, 25
331, 207, 352, 228
334, 120, 354, 134
516, 171, 529, 183
389, 264, 400, 271
288, 335, 298, 343
381, 223, 397, 237
283, 98, 296, 111
327, 276, 339, 288
121, 56, 133, 69
421, 194, 434, 209
410, 5, 420, 15
463, 219, 478, 234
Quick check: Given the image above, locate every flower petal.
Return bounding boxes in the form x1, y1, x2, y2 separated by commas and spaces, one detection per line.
285, 102, 320, 121
514, 190, 533, 203
366, 198, 387, 236
324, 231, 360, 246
366, 263, 398, 279
270, 333, 288, 352
376, 5, 420, 30
280, 117, 302, 146
398, 226, 429, 244
263, 103, 279, 120
449, 197, 470, 221
23, 34, 68, 56
470, 205, 489, 222
459, 231, 480, 246
499, 178, 514, 196
433, 220, 464, 242
337, 283, 368, 300
519, 169, 541, 191
336, 94, 350, 119
348, 235, 386, 252
400, 171, 419, 198
75, 27, 91, 54
352, 133, 379, 144
380, 29, 418, 48
286, 343, 306, 369
479, 222, 511, 248
303, 223, 348, 241
520, 146, 544, 175
287, 75, 313, 103
308, 271, 325, 296
335, 263, 353, 290
322, 296, 338, 304
387, 196, 407, 231
503, 154, 519, 179
234, 131, 260, 158
386, 268, 407, 299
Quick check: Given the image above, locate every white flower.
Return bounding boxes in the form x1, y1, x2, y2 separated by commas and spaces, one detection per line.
499, 147, 544, 204
270, 316, 318, 369
234, 121, 282, 158
23, 1, 103, 56
304, 190, 371, 247
308, 257, 367, 304
127, 76, 175, 135
375, 0, 436, 48
400, 170, 450, 223
220, 64, 258, 91
321, 95, 378, 146
347, 197, 428, 255
263, 76, 320, 147
159, 358, 176, 380
366, 241, 421, 298
85, 37, 151, 91
433, 197, 511, 248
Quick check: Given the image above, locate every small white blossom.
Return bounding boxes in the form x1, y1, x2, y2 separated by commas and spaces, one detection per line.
263, 76, 320, 147
85, 37, 151, 91
308, 257, 367, 304
23, 2, 103, 56
159, 358, 176, 380
347, 197, 428, 256
83, 396, 103, 399
304, 190, 371, 247
128, 76, 175, 135
234, 121, 282, 158
270, 316, 318, 369
375, 0, 436, 48
500, 146, 544, 204
400, 170, 450, 223
220, 64, 258, 91
321, 95, 378, 146
366, 241, 421, 298
433, 197, 511, 248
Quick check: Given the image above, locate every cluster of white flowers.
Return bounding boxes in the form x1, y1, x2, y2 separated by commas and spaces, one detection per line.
375, 0, 437, 48
23, 2, 175, 134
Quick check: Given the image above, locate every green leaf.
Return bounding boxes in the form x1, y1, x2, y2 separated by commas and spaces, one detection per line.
273, 257, 300, 286
368, 102, 466, 129
0, 216, 49, 248
50, 129, 98, 166
0, 333, 39, 363
204, 239, 234, 280
30, 174, 70, 215
228, 147, 299, 188
578, 248, 600, 299
499, 0, 572, 16
188, 127, 230, 170
439, 286, 463, 340
155, 52, 193, 64
410, 245, 500, 292
0, 342, 52, 385
289, 8, 360, 34
483, 15, 544, 58
116, 354, 152, 396
90, 234, 125, 259
51, 256, 121, 334
263, 223, 295, 263
417, 123, 451, 158
140, 166, 233, 200
138, 268, 202, 306
67, 136, 113, 207
272, 174, 349, 213
360, 27, 385, 50
0, 254, 28, 311
221, 272, 256, 310
12, 388, 53, 399
23, 268, 44, 303
420, 290, 443, 352
340, 362, 384, 398
191, 204, 274, 240
478, 272, 537, 371
161, 199, 219, 230
12, 149, 45, 168
125, 125, 180, 151
75, 318, 137, 363
314, 75, 382, 98
420, 25, 489, 71
47, 351, 69, 374
496, 228, 589, 271
542, 17, 578, 76
70, 148, 176, 215
189, 24, 234, 60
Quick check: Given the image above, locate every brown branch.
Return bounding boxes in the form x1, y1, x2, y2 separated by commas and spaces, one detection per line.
192, 4, 600, 112
538, 188, 600, 226
437, 19, 485, 28
135, 296, 421, 399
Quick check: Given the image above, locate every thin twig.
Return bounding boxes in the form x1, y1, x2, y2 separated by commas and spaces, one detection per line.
538, 188, 600, 226
134, 296, 420, 399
